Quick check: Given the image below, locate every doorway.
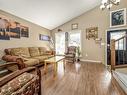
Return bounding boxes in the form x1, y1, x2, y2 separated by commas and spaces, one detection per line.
55, 32, 65, 55
55, 30, 82, 56
107, 29, 127, 65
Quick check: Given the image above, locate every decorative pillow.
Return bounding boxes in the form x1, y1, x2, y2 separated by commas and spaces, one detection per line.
29, 47, 40, 57
0, 73, 34, 95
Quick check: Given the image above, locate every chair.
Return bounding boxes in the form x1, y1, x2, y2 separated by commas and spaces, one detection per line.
0, 63, 41, 95
65, 46, 77, 63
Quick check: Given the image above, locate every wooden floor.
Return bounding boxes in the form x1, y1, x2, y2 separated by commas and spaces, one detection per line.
40, 61, 126, 95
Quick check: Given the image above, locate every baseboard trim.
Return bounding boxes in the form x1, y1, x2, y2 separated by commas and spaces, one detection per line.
80, 59, 102, 63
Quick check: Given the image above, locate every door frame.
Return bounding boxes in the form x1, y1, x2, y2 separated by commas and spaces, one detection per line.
105, 28, 127, 66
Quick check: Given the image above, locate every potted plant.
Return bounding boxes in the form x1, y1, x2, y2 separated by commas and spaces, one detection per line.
77, 46, 81, 62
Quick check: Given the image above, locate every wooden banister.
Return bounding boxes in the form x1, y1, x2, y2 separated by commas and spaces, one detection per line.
110, 39, 116, 70
115, 65, 127, 69
115, 34, 127, 42
110, 34, 127, 71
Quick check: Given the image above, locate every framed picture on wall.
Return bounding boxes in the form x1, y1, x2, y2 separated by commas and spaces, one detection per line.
0, 15, 10, 40
110, 8, 126, 27
21, 25, 29, 37
10, 21, 20, 38
86, 27, 98, 40
71, 23, 78, 30
39, 34, 50, 41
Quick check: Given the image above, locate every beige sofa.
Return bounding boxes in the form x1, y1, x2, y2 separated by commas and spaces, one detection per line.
2, 47, 54, 71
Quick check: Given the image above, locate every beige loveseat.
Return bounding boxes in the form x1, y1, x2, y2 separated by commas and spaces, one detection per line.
2, 47, 54, 71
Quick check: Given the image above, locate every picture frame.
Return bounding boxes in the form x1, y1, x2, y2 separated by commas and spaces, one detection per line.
71, 23, 78, 30
39, 34, 50, 41
0, 16, 10, 40
9, 21, 20, 38
110, 8, 126, 27
86, 27, 98, 40
0, 14, 30, 40
21, 25, 29, 38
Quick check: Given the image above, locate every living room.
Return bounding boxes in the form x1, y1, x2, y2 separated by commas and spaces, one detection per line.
0, 0, 127, 95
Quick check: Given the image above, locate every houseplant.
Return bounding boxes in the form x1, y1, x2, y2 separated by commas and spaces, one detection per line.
77, 46, 81, 62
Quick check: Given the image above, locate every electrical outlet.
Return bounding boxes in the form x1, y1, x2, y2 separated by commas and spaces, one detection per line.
86, 54, 88, 57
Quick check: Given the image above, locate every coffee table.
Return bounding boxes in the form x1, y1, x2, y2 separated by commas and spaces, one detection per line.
44, 56, 65, 76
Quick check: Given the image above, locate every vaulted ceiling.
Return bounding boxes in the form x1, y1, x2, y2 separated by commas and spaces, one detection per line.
0, 0, 101, 30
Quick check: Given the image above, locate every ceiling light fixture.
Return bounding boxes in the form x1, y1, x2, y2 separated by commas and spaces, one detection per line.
100, 0, 120, 10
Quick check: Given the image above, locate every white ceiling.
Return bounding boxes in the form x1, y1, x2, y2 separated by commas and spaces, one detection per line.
0, 0, 101, 30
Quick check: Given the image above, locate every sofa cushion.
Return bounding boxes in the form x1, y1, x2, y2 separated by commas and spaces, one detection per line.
29, 47, 40, 57
10, 48, 22, 56
10, 48, 30, 58
39, 47, 53, 56
0, 73, 34, 95
20, 47, 30, 58
38, 47, 47, 55
24, 59, 40, 66
32, 56, 50, 62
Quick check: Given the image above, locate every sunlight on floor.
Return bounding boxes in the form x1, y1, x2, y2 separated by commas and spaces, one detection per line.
75, 62, 81, 72
57, 61, 65, 77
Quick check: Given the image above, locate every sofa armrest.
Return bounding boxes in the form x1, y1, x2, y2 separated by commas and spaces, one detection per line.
52, 50, 56, 55
0, 66, 41, 94
44, 50, 55, 55
2, 55, 26, 69
0, 66, 41, 86
45, 51, 52, 54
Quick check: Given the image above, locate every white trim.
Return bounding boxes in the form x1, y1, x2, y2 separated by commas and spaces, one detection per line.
105, 30, 108, 66
110, 8, 127, 28
80, 59, 102, 63
106, 27, 127, 32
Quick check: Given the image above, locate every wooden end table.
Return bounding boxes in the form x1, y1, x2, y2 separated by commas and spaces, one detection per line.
44, 56, 65, 76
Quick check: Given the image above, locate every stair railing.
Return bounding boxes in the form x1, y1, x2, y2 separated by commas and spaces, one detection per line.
110, 35, 127, 71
